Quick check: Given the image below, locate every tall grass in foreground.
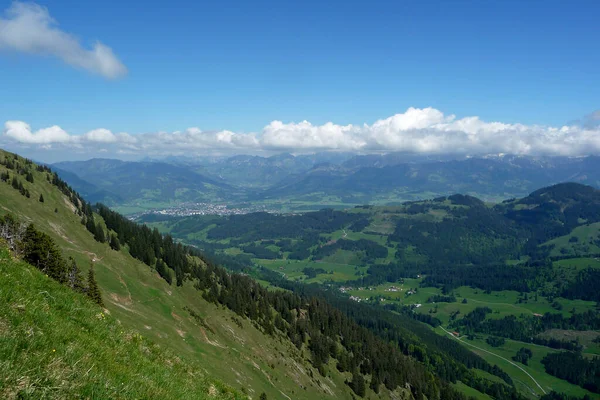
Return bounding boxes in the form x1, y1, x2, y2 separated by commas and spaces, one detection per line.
0, 246, 244, 400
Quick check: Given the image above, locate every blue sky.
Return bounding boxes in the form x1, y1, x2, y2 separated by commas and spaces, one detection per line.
1, 0, 599, 160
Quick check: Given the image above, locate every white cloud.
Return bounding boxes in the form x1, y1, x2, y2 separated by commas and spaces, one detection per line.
4, 120, 72, 144
3, 107, 600, 158
0, 2, 127, 79
83, 129, 117, 143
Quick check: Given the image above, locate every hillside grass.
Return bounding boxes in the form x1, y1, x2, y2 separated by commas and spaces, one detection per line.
543, 222, 600, 257
0, 246, 241, 400
0, 152, 365, 400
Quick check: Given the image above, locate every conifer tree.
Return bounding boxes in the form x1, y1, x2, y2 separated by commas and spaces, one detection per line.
87, 264, 104, 307
85, 216, 96, 235
94, 222, 105, 242
156, 259, 172, 285
175, 264, 183, 287
22, 224, 67, 283
67, 257, 85, 293
350, 368, 366, 397
39, 193, 44, 203
109, 233, 121, 251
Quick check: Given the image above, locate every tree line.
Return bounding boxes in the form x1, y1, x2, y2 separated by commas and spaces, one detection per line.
452, 307, 600, 351
0, 213, 103, 307
541, 351, 600, 393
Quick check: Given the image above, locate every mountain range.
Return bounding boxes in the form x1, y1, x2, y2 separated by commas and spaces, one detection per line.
53, 153, 600, 214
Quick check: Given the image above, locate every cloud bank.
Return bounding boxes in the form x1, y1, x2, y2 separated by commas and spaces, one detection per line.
0, 2, 127, 79
3, 107, 600, 158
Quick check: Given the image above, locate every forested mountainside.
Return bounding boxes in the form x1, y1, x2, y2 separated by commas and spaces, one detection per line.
141, 182, 600, 399
1, 148, 543, 399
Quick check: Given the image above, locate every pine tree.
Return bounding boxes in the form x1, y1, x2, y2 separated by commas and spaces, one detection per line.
259, 393, 267, 400
109, 234, 121, 251
85, 215, 96, 236
156, 259, 172, 285
39, 193, 44, 203
22, 224, 67, 283
94, 222, 105, 242
67, 257, 86, 293
175, 264, 183, 287
26, 171, 34, 183
87, 264, 104, 307
350, 368, 366, 397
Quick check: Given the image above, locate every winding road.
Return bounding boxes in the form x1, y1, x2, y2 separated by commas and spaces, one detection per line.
438, 326, 547, 395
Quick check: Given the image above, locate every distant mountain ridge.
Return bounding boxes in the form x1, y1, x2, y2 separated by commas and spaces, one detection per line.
53, 153, 600, 212
54, 158, 234, 205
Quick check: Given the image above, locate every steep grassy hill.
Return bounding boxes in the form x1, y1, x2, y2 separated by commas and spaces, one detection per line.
0, 149, 387, 399
0, 246, 241, 400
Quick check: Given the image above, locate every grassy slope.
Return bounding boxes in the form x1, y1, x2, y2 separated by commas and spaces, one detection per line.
0, 247, 241, 400
0, 151, 376, 400
543, 222, 600, 257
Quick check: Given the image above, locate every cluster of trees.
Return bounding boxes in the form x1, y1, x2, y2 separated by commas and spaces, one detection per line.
348, 217, 370, 232
96, 204, 200, 286
9, 175, 31, 198
0, 214, 103, 307
302, 267, 326, 278
540, 392, 596, 400
285, 235, 320, 260
541, 351, 600, 393
452, 307, 599, 351
512, 348, 533, 365
562, 268, 600, 301
486, 336, 506, 347
206, 209, 364, 242
389, 201, 521, 266
311, 238, 388, 263
381, 303, 442, 327
427, 294, 457, 303
0, 158, 32, 198
241, 243, 280, 259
